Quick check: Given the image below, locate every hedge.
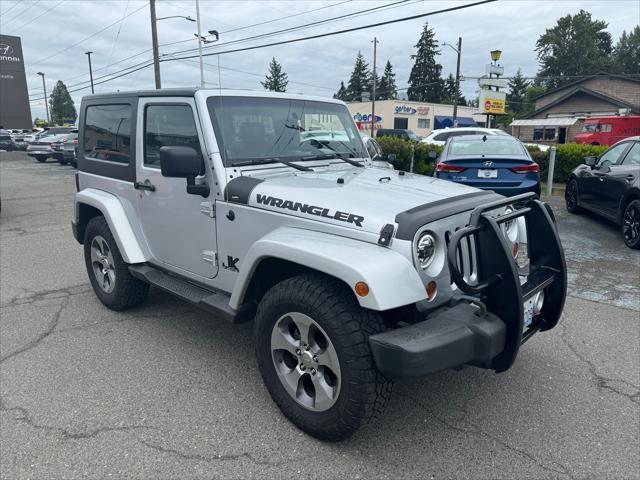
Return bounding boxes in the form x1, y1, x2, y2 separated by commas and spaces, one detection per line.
375, 135, 607, 183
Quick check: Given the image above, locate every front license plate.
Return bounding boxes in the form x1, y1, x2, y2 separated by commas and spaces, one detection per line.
478, 169, 498, 178
523, 297, 535, 328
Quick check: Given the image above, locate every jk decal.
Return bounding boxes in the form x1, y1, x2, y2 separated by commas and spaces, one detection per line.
255, 194, 365, 227
223, 256, 240, 272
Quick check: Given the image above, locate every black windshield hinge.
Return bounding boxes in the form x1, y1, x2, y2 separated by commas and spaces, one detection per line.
378, 223, 395, 247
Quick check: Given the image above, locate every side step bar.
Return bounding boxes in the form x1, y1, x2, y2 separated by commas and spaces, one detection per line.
129, 265, 255, 323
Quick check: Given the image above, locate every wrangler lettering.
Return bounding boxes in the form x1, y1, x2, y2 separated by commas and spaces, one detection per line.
254, 194, 365, 227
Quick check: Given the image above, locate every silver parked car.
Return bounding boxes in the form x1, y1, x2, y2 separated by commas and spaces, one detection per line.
26, 134, 68, 162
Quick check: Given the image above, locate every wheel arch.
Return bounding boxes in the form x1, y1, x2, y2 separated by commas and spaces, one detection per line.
230, 227, 426, 312
75, 189, 150, 264
618, 189, 640, 224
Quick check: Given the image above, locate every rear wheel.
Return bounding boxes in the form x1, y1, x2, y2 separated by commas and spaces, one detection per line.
83, 216, 149, 310
622, 200, 640, 249
565, 179, 582, 214
35, 156, 46, 163
58, 158, 68, 165
254, 274, 392, 441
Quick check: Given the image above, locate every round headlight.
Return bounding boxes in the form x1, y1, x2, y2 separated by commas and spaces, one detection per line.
417, 232, 436, 269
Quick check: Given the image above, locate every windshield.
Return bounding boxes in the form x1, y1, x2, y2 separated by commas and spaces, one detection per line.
207, 96, 366, 166
449, 137, 525, 156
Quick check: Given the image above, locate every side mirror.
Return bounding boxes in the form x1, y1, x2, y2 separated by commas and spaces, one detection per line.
584, 156, 597, 168
427, 150, 438, 160
387, 153, 397, 162
160, 146, 209, 197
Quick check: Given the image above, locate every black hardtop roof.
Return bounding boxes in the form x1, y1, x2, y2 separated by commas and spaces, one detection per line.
82, 88, 198, 101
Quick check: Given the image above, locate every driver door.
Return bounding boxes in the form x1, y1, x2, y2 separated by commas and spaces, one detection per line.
135, 98, 218, 279
581, 141, 631, 212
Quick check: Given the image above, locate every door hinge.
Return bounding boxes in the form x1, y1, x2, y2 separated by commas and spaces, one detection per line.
200, 201, 215, 218
203, 250, 217, 266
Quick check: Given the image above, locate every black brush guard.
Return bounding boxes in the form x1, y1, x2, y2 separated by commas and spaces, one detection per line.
369, 192, 567, 376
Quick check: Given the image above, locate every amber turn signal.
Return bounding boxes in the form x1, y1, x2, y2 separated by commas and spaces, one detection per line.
513, 241, 519, 258
355, 281, 369, 297
426, 281, 437, 301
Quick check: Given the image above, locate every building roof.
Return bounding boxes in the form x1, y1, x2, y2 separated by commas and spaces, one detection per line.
529, 86, 640, 118
511, 117, 579, 127
532, 73, 640, 101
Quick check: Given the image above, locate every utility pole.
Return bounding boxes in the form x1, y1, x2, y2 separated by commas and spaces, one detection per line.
37, 72, 50, 125
149, 0, 161, 89
370, 36, 378, 137
452, 37, 462, 128
195, 0, 205, 88
85, 51, 94, 93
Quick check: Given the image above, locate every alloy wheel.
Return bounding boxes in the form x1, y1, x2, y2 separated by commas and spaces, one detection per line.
623, 204, 639, 245
90, 235, 116, 293
270, 312, 341, 412
566, 181, 578, 210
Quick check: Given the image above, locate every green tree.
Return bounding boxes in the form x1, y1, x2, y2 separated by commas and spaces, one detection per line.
407, 22, 444, 102
346, 51, 371, 102
261, 57, 288, 92
506, 68, 531, 116
535, 10, 612, 89
48, 80, 76, 125
612, 26, 640, 74
442, 73, 466, 106
333, 81, 348, 101
520, 85, 547, 118
378, 60, 398, 100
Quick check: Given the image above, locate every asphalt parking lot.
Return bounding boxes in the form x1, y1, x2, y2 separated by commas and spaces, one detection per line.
1, 151, 638, 479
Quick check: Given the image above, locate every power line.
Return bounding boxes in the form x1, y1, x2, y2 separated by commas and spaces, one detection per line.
29, 2, 149, 66
28, 0, 497, 101
0, 1, 26, 18
7, 0, 64, 34
0, 0, 40, 27
105, 0, 131, 69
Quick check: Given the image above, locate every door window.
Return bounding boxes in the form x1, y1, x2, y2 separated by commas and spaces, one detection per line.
144, 104, 202, 168
598, 142, 630, 167
621, 143, 640, 166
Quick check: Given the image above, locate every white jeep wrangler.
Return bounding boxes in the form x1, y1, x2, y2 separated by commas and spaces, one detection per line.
72, 89, 567, 441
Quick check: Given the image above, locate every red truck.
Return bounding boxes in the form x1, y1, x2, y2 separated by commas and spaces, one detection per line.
575, 115, 640, 146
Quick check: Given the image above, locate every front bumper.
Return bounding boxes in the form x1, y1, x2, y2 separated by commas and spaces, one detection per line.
370, 192, 567, 377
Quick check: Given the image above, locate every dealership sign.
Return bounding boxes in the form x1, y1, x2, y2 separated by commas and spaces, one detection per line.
0, 34, 32, 129
479, 90, 506, 114
353, 112, 382, 130
394, 104, 417, 115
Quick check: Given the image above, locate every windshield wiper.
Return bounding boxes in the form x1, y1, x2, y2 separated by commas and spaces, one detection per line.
302, 152, 363, 167
231, 158, 313, 171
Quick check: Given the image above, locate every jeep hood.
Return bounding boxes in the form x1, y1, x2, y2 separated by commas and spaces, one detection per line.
227, 165, 485, 235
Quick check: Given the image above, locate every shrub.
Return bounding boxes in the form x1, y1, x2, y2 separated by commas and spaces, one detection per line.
525, 143, 607, 183
376, 136, 441, 175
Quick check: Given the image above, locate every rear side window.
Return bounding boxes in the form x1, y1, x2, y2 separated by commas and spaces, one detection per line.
84, 104, 132, 164
144, 104, 202, 167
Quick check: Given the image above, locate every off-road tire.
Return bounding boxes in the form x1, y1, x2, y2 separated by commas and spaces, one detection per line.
622, 199, 640, 249
254, 273, 393, 441
565, 179, 582, 214
83, 216, 149, 310
58, 158, 69, 166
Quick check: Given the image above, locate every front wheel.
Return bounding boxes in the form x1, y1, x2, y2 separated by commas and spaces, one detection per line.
83, 216, 149, 310
254, 274, 392, 441
622, 200, 640, 249
565, 179, 582, 214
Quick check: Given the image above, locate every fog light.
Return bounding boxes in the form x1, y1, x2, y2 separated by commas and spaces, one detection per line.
355, 281, 369, 297
426, 281, 437, 301
533, 290, 545, 315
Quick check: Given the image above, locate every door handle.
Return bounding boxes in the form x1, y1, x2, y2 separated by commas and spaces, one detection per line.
626, 175, 636, 183
134, 180, 156, 192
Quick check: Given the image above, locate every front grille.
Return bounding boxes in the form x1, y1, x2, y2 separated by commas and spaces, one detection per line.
447, 229, 478, 286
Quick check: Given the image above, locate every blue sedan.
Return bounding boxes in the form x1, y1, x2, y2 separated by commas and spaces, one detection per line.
434, 135, 541, 198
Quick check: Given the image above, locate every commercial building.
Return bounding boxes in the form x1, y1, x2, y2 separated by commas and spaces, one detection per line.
0, 34, 32, 129
346, 99, 484, 137
511, 73, 640, 144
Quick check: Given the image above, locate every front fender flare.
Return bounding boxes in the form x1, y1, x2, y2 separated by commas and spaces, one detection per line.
229, 227, 426, 311
75, 189, 150, 264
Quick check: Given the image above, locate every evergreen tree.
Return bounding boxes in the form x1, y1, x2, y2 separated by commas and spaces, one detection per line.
346, 51, 371, 102
535, 10, 612, 89
612, 26, 640, 74
378, 60, 398, 100
519, 85, 547, 118
333, 81, 348, 100
261, 57, 288, 92
407, 23, 444, 102
442, 73, 466, 106
506, 68, 531, 116
49, 80, 76, 125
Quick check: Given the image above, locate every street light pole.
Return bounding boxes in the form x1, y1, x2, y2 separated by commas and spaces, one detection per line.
452, 37, 462, 127
195, 0, 205, 88
85, 51, 94, 93
370, 36, 378, 137
149, 0, 161, 89
37, 72, 50, 125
